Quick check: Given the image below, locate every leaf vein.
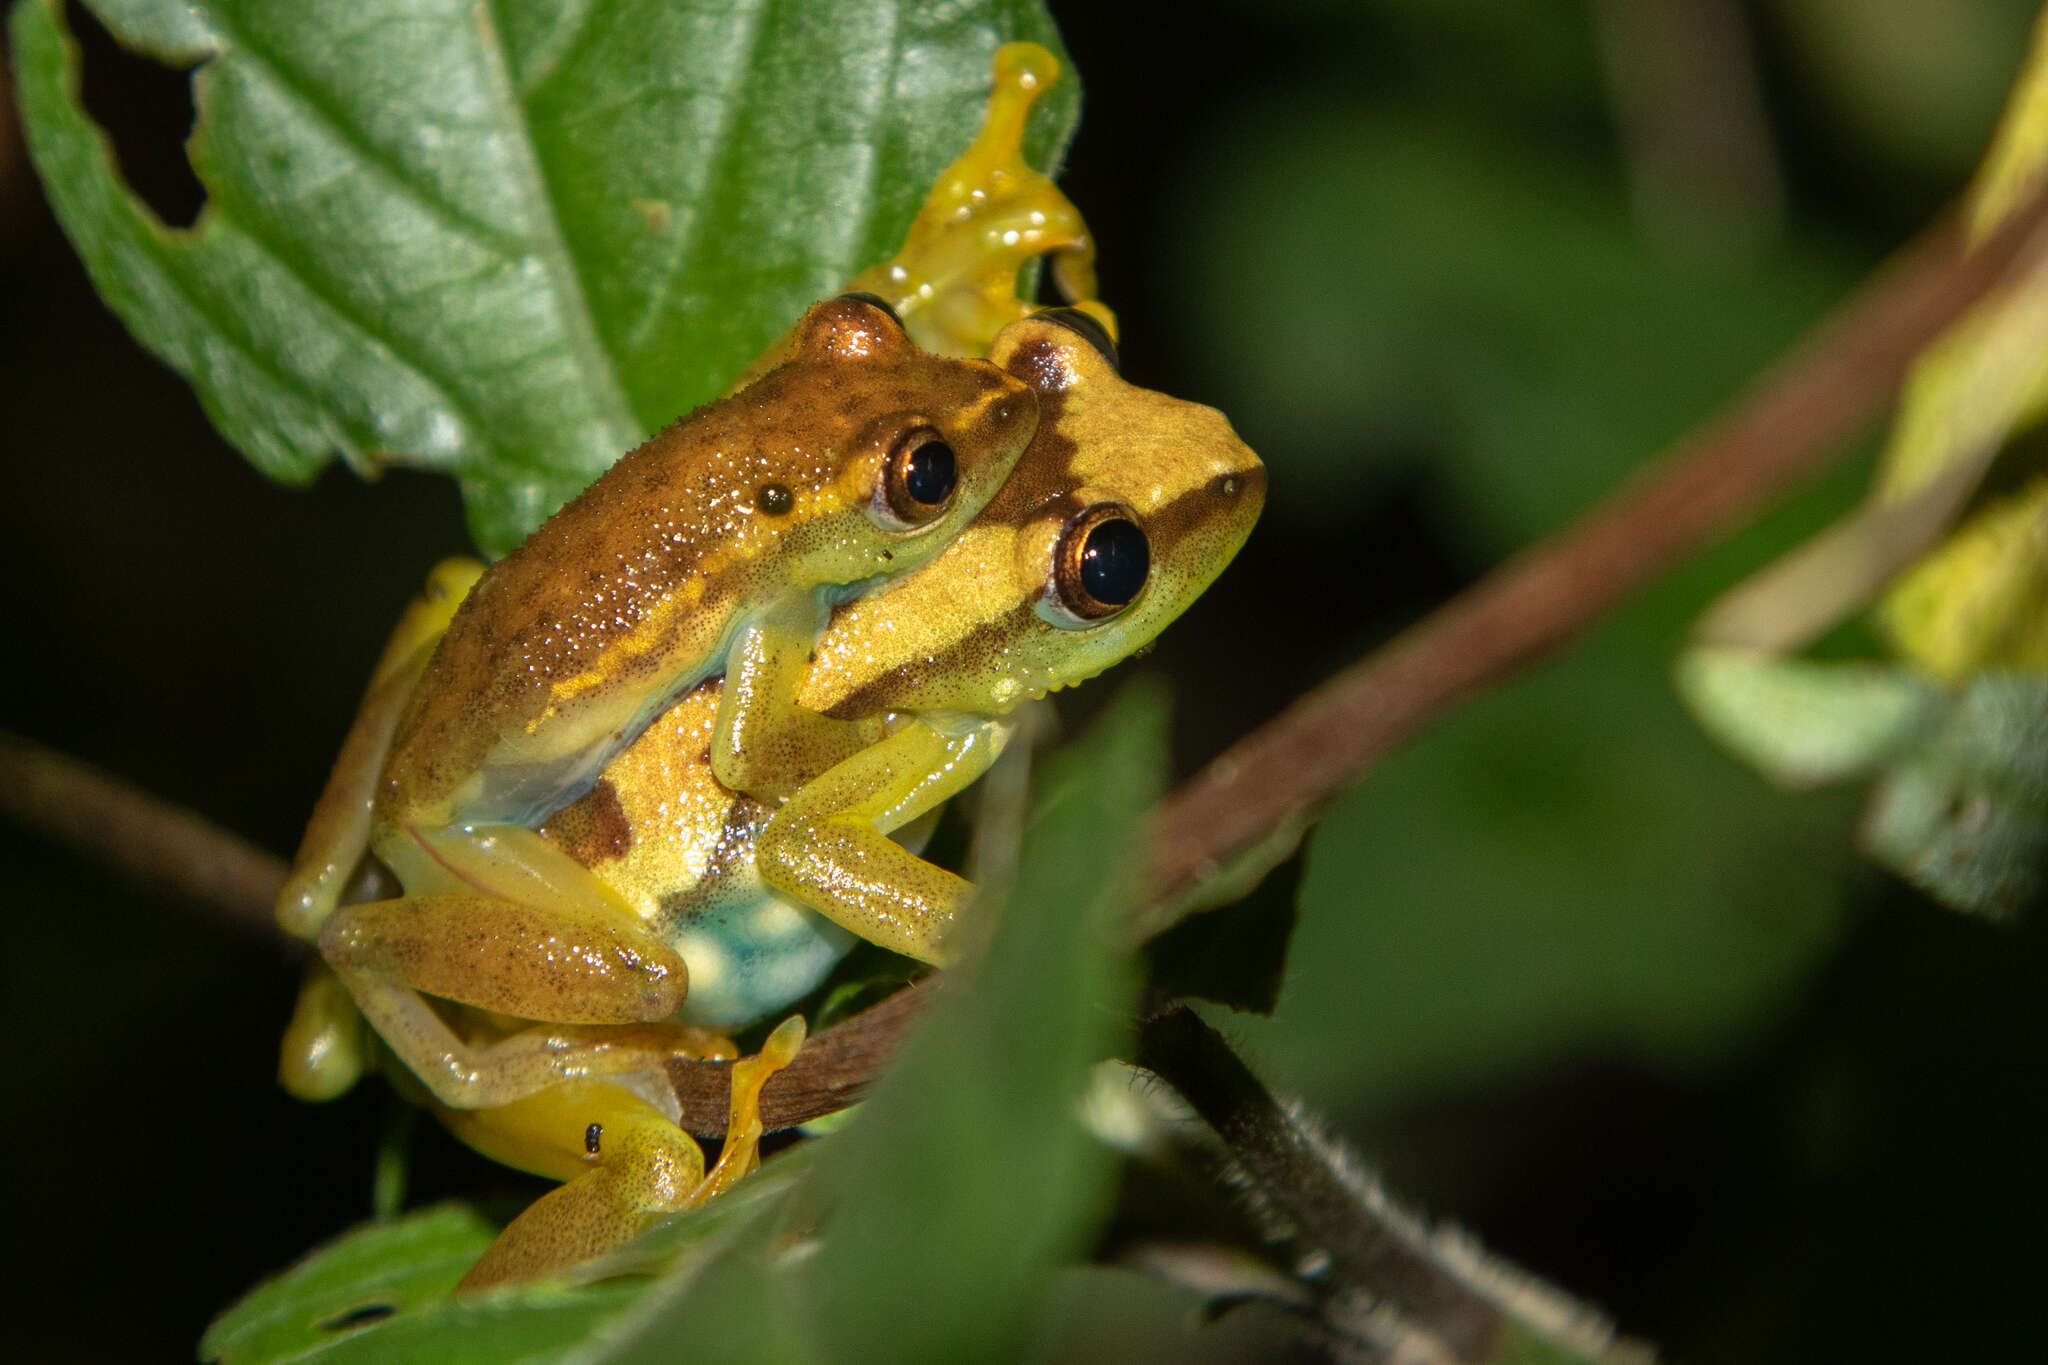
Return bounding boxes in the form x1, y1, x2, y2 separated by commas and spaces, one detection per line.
478, 0, 642, 455
210, 199, 493, 459
621, 0, 774, 356
201, 8, 527, 262
132, 217, 375, 466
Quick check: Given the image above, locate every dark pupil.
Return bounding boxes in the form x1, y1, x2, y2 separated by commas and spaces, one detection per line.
1079, 518, 1148, 606
903, 440, 956, 505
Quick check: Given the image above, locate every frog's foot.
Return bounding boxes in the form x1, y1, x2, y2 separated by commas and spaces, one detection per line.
687, 1015, 807, 1207
842, 41, 1109, 359
276, 558, 484, 940
320, 892, 698, 1111
446, 1080, 709, 1291
447, 1019, 806, 1290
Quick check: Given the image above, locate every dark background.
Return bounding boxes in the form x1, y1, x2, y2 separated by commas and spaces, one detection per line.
4, 1, 2045, 1359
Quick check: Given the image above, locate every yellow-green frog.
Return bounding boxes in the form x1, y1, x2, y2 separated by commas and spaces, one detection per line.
274, 38, 1101, 1115
274, 42, 1214, 1288
430, 310, 1259, 1287
547, 310, 1265, 1024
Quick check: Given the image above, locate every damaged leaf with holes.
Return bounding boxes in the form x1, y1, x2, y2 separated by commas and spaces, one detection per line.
1674, 7, 2048, 920
9, 0, 1077, 554
199, 1204, 637, 1363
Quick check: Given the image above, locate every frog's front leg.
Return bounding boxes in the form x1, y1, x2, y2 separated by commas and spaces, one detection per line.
711, 593, 888, 802
276, 558, 485, 939
754, 716, 1012, 964
444, 1017, 805, 1289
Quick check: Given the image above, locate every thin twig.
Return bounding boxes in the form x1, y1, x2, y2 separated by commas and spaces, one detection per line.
1138, 1006, 1504, 1359
0, 727, 928, 1132
7, 186, 2047, 1130
1147, 181, 2048, 913
0, 729, 287, 934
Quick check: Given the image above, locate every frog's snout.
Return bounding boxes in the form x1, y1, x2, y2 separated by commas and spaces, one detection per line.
1209, 460, 1266, 509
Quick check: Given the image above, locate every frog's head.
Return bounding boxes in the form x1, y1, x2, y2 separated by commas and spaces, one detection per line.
801, 311, 1265, 716
734, 294, 1040, 585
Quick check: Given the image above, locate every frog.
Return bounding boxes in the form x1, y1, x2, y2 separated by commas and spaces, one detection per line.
422, 308, 1260, 1287
274, 38, 1095, 954
279, 305, 1262, 1289
545, 305, 1266, 1022
274, 295, 1036, 1135
275, 41, 1129, 1285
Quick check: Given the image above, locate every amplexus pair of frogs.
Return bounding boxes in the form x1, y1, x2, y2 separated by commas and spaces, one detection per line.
272, 43, 1264, 1289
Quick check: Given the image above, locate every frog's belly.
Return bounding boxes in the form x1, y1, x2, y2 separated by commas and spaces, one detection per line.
667, 892, 857, 1027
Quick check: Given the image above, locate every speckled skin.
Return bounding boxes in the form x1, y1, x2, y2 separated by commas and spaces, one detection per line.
538, 313, 1266, 1017
378, 297, 1036, 832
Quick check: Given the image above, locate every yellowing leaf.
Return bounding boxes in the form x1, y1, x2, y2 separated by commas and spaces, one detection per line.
1879, 475, 2048, 682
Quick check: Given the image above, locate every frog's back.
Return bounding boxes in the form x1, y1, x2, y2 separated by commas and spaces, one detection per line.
376, 300, 1032, 829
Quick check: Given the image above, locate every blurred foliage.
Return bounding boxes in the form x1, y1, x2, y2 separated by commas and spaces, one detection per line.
1170, 23, 1876, 1111
1678, 8, 2048, 919
7, 0, 2048, 1361
1769, 0, 2039, 183
10, 0, 1075, 553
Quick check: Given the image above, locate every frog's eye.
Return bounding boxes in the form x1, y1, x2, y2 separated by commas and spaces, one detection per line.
1034, 307, 1119, 372
1044, 503, 1149, 625
874, 427, 959, 529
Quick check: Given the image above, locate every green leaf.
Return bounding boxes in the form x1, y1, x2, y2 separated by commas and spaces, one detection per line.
200, 1203, 638, 1364
11, 0, 1077, 554
1675, 647, 1942, 787
796, 685, 1157, 1357
596, 684, 1163, 1362
1862, 673, 2048, 919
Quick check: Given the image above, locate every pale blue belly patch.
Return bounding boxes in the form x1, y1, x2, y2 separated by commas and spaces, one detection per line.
669, 892, 858, 1028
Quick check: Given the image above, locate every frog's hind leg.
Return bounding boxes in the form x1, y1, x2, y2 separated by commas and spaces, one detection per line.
841, 41, 1107, 357
276, 558, 484, 940
319, 892, 717, 1111
449, 1017, 806, 1290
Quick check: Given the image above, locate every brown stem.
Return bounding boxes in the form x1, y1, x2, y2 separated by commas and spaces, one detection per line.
0, 729, 288, 934
9, 187, 2047, 1132
667, 977, 935, 1136
1148, 183, 2048, 912
1136, 1006, 1651, 1363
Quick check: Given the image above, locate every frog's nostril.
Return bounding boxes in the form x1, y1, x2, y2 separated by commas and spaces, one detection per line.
1212, 464, 1267, 504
